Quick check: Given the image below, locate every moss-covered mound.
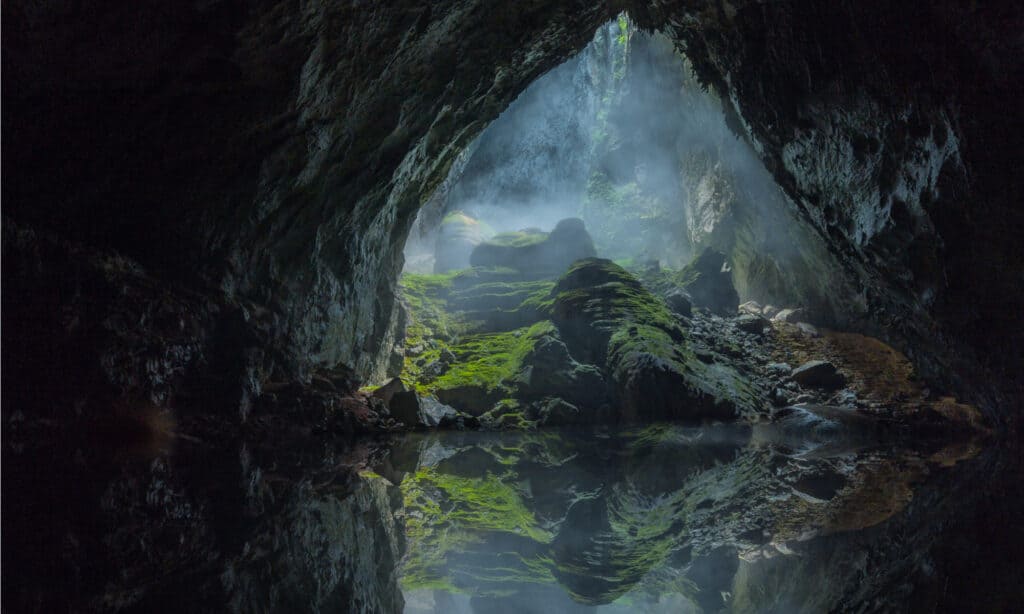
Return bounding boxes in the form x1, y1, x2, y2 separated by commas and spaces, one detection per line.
469, 218, 596, 278
548, 258, 758, 421
399, 270, 607, 421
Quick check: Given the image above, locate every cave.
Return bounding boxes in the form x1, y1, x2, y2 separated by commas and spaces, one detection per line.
3, 2, 1023, 612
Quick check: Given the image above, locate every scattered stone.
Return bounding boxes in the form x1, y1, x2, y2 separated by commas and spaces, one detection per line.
736, 313, 770, 335
772, 308, 806, 323
665, 289, 693, 317
791, 360, 846, 390
766, 362, 792, 376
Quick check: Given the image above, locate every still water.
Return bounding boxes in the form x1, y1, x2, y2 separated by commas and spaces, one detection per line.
373, 423, 1021, 613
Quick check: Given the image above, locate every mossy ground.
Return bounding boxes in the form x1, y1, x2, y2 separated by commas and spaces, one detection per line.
427, 321, 555, 403
399, 271, 558, 412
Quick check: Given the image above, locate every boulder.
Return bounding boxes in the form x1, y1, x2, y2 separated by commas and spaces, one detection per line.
434, 211, 488, 273
761, 304, 780, 319
469, 217, 596, 278
371, 377, 406, 406
738, 300, 763, 316
665, 289, 693, 317
516, 333, 606, 408
419, 396, 461, 428
679, 248, 739, 316
549, 259, 757, 421
735, 313, 770, 335
373, 378, 424, 426
791, 360, 845, 390
772, 308, 806, 323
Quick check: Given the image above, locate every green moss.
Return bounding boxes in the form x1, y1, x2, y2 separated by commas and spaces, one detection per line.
616, 13, 629, 46
399, 271, 464, 345
449, 280, 554, 312
424, 321, 555, 400
480, 399, 538, 431
550, 259, 684, 352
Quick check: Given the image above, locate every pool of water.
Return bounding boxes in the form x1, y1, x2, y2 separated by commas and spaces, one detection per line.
370, 424, 1021, 613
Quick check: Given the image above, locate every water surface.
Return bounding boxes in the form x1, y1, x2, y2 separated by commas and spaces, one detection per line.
374, 424, 1020, 613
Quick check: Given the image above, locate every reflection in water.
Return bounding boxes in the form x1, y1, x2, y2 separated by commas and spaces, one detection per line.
376, 424, 998, 613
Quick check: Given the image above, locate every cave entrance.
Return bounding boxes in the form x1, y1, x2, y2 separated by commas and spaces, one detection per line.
400, 15, 835, 316
384, 16, 861, 411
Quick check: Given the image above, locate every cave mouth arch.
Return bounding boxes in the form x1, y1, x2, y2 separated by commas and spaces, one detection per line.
400, 16, 850, 327
5, 2, 1017, 415
3, 2, 1023, 612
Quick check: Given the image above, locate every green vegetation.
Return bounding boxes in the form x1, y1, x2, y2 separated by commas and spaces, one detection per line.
550, 258, 685, 357
616, 13, 629, 47
400, 269, 563, 412
427, 321, 555, 406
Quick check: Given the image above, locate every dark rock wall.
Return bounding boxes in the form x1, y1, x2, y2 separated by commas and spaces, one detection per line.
632, 1, 1024, 411
7, 1, 1021, 411
4, 1, 612, 385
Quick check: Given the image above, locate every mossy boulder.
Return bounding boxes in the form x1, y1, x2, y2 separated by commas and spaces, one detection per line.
434, 211, 490, 273
548, 258, 757, 421
469, 218, 596, 278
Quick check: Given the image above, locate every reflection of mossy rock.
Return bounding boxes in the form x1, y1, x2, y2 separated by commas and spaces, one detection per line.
434, 211, 488, 273
469, 218, 596, 278
679, 248, 739, 316
548, 258, 755, 421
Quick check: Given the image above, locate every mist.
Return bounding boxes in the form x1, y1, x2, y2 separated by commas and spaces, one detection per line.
404, 15, 844, 316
